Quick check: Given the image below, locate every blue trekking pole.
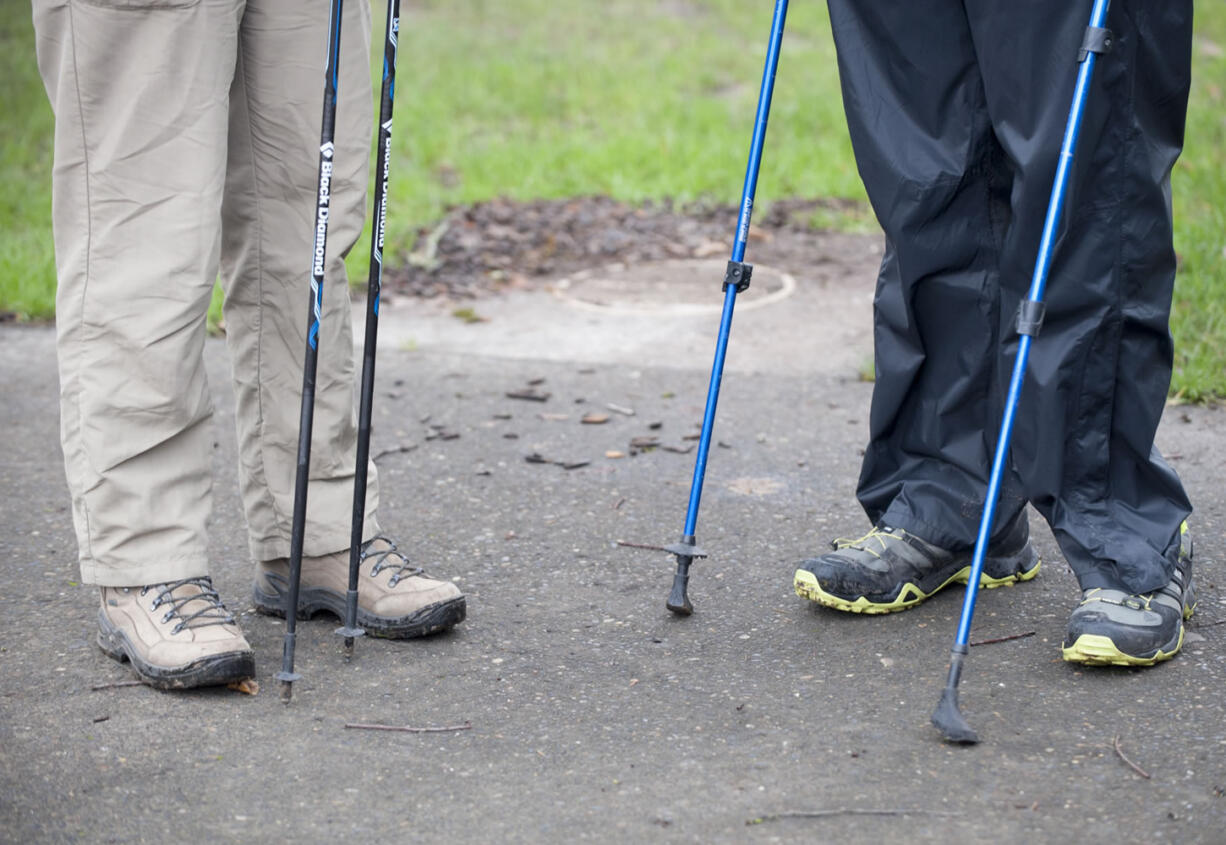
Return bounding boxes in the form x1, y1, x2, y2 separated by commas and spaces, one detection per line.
336, 0, 402, 659
931, 0, 1114, 743
277, 0, 345, 703
665, 0, 788, 615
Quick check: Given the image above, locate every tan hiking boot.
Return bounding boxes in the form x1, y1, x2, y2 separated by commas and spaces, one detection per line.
97, 577, 255, 689
253, 535, 466, 638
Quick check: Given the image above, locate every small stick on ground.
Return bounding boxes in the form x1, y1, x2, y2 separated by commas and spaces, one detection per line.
373, 443, 417, 461
344, 721, 472, 734
1113, 734, 1151, 779
90, 680, 144, 691
969, 631, 1036, 647
748, 809, 962, 825
506, 389, 550, 402
616, 540, 669, 553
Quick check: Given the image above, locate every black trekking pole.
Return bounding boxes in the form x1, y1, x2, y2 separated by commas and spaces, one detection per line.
276, 0, 346, 703
931, 0, 1113, 743
663, 0, 788, 616
335, 0, 402, 659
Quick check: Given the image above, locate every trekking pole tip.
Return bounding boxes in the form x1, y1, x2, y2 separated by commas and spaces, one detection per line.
275, 670, 301, 704
931, 685, 979, 744
663, 540, 705, 616
930, 648, 978, 744
335, 623, 364, 660
666, 571, 693, 616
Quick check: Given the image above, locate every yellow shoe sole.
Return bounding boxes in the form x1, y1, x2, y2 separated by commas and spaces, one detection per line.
793, 558, 1041, 615
1060, 630, 1184, 667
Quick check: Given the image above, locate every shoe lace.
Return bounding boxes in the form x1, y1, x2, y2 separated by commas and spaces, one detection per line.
361, 535, 424, 587
140, 577, 236, 634
829, 526, 898, 559
1079, 587, 1154, 611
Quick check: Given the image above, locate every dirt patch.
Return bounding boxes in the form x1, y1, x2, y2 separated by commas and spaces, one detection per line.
384, 196, 881, 301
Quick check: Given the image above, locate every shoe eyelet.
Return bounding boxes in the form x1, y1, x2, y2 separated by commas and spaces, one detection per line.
389, 576, 400, 587
172, 624, 183, 634
162, 611, 174, 623
139, 586, 149, 596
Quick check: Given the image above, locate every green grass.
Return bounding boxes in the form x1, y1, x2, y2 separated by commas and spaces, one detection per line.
361, 0, 859, 275
1171, 24, 1226, 401
4, 2, 1226, 398
1, 5, 56, 321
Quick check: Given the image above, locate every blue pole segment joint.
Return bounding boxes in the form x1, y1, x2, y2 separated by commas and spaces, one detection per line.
722, 261, 753, 293
1015, 300, 1046, 337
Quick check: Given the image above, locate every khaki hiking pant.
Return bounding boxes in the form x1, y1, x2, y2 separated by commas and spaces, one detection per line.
33, 0, 381, 586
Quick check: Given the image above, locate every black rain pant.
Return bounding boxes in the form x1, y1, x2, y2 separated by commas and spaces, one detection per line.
826, 0, 1193, 593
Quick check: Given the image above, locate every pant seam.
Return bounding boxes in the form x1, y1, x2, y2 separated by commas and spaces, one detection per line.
66, 1, 97, 575
233, 27, 291, 553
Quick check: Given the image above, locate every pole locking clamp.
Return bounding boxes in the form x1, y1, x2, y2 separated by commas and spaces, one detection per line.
722, 260, 753, 293
1016, 299, 1046, 337
1078, 26, 1113, 62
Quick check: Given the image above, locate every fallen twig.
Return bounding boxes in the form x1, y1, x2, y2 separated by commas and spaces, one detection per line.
424, 426, 460, 441
1113, 734, 1151, 779
507, 389, 550, 402
92, 715, 110, 724
748, 808, 962, 825
969, 631, 1036, 647
90, 680, 144, 691
344, 721, 472, 734
606, 402, 635, 416
372, 443, 417, 461
617, 540, 669, 553
525, 452, 589, 470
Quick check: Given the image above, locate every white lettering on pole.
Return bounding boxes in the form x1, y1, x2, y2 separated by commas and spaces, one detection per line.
312, 161, 334, 277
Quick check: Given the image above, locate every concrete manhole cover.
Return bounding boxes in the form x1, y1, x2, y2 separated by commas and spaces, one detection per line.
552, 258, 795, 315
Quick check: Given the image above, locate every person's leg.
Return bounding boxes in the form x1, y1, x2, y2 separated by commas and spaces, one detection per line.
33, 0, 239, 587
826, 0, 1027, 550
223, 0, 465, 635
33, 0, 253, 686
220, 0, 377, 563
968, 0, 1194, 663
795, 0, 1036, 613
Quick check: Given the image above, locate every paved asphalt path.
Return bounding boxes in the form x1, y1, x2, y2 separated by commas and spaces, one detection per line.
3, 259, 1226, 842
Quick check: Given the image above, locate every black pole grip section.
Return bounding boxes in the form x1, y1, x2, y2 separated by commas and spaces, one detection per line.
1078, 26, 1113, 62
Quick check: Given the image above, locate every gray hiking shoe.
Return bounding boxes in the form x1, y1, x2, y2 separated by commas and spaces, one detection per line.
1062, 523, 1194, 667
97, 577, 255, 689
793, 511, 1040, 614
253, 535, 466, 638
